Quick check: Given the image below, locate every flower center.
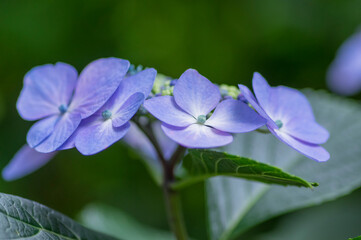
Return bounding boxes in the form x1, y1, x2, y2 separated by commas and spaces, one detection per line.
275, 120, 283, 129
197, 115, 207, 124
102, 110, 112, 120
58, 104, 68, 114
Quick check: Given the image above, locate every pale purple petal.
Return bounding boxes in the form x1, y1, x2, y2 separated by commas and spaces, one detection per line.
270, 128, 330, 162
161, 123, 233, 148
27, 115, 59, 148
101, 68, 156, 113
124, 121, 178, 160
2, 145, 57, 181
238, 84, 277, 129
327, 30, 361, 96
144, 96, 196, 127
57, 132, 76, 150
173, 69, 221, 117
267, 86, 315, 123
283, 118, 330, 144
206, 99, 266, 133
70, 58, 130, 119
252, 72, 273, 113
112, 93, 145, 127
17, 62, 78, 121
35, 112, 82, 153
124, 122, 158, 161
75, 118, 130, 155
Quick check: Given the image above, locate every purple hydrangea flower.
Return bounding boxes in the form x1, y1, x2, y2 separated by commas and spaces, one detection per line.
2, 145, 57, 181
327, 29, 361, 96
239, 72, 330, 162
144, 69, 266, 148
60, 69, 157, 155
17, 58, 130, 153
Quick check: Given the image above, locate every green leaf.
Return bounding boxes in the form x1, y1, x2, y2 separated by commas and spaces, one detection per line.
0, 192, 116, 240
172, 149, 316, 190
251, 190, 361, 240
206, 90, 361, 240
349, 237, 361, 240
79, 203, 173, 240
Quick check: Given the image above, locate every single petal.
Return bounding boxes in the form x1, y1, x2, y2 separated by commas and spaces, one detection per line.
206, 99, 266, 133
105, 68, 156, 111
57, 131, 76, 150
35, 112, 82, 153
112, 93, 145, 127
161, 123, 233, 148
267, 86, 316, 123
327, 30, 361, 96
2, 145, 57, 181
17, 62, 78, 121
123, 122, 158, 161
75, 117, 130, 155
27, 115, 59, 148
144, 96, 196, 127
70, 58, 130, 119
124, 121, 178, 160
252, 72, 273, 112
173, 69, 221, 117
282, 118, 330, 144
270, 128, 330, 162
238, 84, 277, 129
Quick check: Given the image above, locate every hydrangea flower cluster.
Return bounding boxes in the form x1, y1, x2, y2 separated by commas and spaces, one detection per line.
2, 58, 330, 181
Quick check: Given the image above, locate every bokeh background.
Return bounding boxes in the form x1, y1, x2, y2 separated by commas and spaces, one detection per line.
1, 1, 361, 239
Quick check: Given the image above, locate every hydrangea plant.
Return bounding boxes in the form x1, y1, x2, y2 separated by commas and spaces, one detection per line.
6, 56, 361, 240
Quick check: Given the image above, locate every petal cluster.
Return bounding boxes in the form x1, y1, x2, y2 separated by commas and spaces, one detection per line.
18, 58, 130, 153
144, 69, 266, 148
239, 73, 330, 162
17, 58, 156, 155
69, 69, 156, 155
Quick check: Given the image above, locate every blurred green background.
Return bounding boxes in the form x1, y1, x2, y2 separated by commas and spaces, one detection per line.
1, 0, 361, 239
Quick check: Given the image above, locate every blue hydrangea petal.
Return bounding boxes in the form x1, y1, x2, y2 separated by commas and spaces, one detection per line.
238, 84, 278, 129
70, 58, 130, 119
35, 112, 82, 153
161, 123, 233, 148
144, 96, 196, 127
112, 93, 145, 128
57, 131, 76, 150
270, 128, 330, 162
173, 69, 221, 117
267, 86, 316, 122
252, 72, 273, 114
206, 99, 266, 133
17, 62, 78, 121
124, 121, 178, 161
27, 115, 59, 148
283, 118, 330, 144
2, 145, 57, 181
102, 68, 157, 113
327, 30, 361, 96
75, 117, 130, 155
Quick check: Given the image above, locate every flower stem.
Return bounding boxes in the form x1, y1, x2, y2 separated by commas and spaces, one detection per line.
163, 184, 188, 240
135, 119, 188, 239
163, 145, 188, 239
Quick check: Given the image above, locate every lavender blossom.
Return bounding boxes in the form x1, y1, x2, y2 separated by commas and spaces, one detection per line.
2, 145, 57, 181
64, 69, 157, 155
144, 69, 266, 148
239, 72, 330, 162
327, 29, 361, 96
17, 58, 130, 153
